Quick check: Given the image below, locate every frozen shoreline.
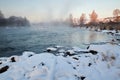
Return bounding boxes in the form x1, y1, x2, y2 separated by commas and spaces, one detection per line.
0, 43, 120, 80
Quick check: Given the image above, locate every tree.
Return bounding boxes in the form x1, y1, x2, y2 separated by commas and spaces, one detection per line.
89, 10, 98, 24
69, 14, 73, 25
0, 10, 4, 19
8, 16, 30, 26
79, 13, 86, 25
113, 9, 120, 17
113, 9, 120, 22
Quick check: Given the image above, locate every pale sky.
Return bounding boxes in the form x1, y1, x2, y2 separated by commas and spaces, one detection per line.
0, 0, 120, 22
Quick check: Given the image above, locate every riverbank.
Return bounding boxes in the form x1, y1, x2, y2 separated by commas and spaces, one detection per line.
0, 42, 120, 80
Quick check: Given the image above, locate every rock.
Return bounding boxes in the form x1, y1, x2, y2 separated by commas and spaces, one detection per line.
47, 49, 51, 52
73, 67, 76, 69
65, 50, 75, 56
65, 51, 75, 56
72, 57, 79, 60
89, 50, 98, 55
87, 46, 90, 49
111, 56, 116, 60
41, 62, 45, 66
46, 47, 57, 52
0, 66, 9, 74
22, 51, 35, 58
80, 51, 89, 53
11, 57, 16, 62
81, 76, 86, 80
88, 63, 92, 67
28, 54, 33, 57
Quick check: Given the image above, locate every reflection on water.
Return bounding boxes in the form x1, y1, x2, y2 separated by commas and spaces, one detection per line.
71, 30, 109, 45
0, 25, 111, 57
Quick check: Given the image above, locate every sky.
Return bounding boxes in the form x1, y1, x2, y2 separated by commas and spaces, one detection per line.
0, 0, 120, 22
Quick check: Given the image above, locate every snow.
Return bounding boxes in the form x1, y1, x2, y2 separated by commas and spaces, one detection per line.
101, 30, 116, 33
72, 47, 88, 52
0, 43, 120, 80
88, 43, 120, 57
55, 46, 63, 48
46, 47, 57, 51
58, 49, 65, 53
67, 50, 75, 54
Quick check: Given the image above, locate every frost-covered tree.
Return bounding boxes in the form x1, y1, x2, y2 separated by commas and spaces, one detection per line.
113, 9, 120, 22
113, 9, 120, 17
79, 13, 86, 25
69, 14, 73, 25
89, 10, 98, 23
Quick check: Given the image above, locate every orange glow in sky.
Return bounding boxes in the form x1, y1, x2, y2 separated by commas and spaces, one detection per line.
0, 0, 120, 22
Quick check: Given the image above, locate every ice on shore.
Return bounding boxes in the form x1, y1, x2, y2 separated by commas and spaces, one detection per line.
0, 43, 120, 80
46, 47, 57, 52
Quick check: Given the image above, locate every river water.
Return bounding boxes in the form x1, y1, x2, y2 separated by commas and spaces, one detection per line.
0, 24, 112, 57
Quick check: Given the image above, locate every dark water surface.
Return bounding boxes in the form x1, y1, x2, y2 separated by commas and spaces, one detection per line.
0, 25, 112, 57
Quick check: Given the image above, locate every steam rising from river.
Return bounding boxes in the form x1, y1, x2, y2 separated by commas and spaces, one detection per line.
40, 0, 82, 22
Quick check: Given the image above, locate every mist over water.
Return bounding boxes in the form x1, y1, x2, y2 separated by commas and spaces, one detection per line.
0, 25, 112, 57
29, 0, 82, 22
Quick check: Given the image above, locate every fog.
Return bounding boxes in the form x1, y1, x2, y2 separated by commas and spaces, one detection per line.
39, 0, 82, 22
0, 0, 120, 23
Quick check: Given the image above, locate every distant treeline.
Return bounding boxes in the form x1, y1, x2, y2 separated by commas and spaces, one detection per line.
0, 10, 30, 27
68, 9, 120, 31
85, 21, 120, 31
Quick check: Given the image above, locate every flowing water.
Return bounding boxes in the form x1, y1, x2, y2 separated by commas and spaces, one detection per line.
0, 24, 112, 57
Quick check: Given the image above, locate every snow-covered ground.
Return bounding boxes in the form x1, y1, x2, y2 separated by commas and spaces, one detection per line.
0, 43, 120, 80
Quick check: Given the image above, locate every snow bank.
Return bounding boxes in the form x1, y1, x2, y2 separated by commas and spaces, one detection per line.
101, 30, 116, 33
46, 47, 57, 52
0, 43, 120, 80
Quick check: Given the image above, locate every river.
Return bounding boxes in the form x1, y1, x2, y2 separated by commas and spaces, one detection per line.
0, 24, 112, 57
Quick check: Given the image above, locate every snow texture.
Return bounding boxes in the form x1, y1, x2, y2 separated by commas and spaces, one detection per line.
0, 43, 120, 80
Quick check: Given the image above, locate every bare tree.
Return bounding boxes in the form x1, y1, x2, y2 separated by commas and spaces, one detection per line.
89, 10, 98, 24
113, 9, 120, 22
80, 13, 86, 25
69, 14, 73, 25
113, 9, 120, 17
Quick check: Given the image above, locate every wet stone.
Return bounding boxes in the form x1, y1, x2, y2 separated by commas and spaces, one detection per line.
47, 49, 51, 52
11, 57, 16, 62
87, 46, 90, 49
0, 66, 9, 74
88, 63, 92, 67
28, 54, 33, 57
89, 50, 98, 55
81, 76, 86, 80
73, 67, 76, 69
65, 51, 75, 56
41, 62, 45, 66
72, 57, 79, 60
